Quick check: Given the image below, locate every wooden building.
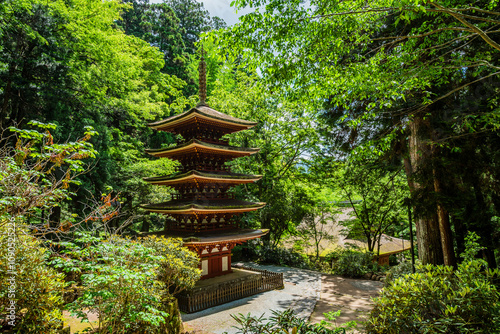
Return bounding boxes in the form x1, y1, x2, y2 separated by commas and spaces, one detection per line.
141, 54, 267, 279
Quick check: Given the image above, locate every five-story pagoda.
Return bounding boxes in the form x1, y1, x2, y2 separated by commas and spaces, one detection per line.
141, 54, 267, 279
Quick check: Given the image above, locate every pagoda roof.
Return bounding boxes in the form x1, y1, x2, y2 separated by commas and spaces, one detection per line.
145, 139, 259, 158
144, 170, 262, 186
139, 228, 269, 246
140, 198, 266, 214
148, 105, 257, 133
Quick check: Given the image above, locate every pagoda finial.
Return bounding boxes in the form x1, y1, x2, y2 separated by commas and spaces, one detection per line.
197, 45, 207, 107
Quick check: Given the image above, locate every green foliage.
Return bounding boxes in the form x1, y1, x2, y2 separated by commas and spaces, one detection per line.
140, 235, 201, 294
330, 158, 409, 255
215, 0, 500, 266
51, 233, 201, 333
119, 0, 225, 96
296, 202, 339, 262
221, 0, 500, 125
0, 0, 186, 227
327, 248, 375, 278
384, 260, 414, 287
227, 309, 347, 334
251, 242, 313, 269
208, 69, 322, 243
0, 122, 97, 235
0, 225, 65, 333
367, 233, 500, 333
164, 0, 213, 55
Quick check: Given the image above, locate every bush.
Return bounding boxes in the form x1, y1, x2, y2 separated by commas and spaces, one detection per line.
384, 260, 414, 287
140, 235, 201, 295
254, 242, 313, 269
51, 233, 201, 334
327, 248, 375, 278
0, 225, 65, 333
227, 309, 349, 334
367, 233, 500, 334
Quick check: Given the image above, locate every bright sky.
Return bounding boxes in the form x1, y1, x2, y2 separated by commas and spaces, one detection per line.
149, 0, 253, 26
197, 0, 253, 26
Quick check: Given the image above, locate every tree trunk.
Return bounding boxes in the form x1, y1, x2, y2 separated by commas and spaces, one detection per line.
163, 298, 184, 334
433, 169, 457, 267
452, 214, 467, 260
141, 213, 150, 233
1, 63, 16, 127
405, 116, 444, 265
48, 206, 62, 240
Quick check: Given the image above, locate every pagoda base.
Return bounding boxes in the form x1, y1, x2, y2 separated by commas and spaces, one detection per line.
138, 228, 269, 279
177, 266, 284, 314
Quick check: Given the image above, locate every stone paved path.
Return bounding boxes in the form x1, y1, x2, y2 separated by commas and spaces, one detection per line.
182, 264, 384, 334
182, 262, 321, 334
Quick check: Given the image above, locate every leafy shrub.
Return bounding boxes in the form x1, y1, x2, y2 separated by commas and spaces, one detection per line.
367, 233, 500, 334
140, 235, 201, 295
326, 248, 374, 278
384, 260, 414, 286
0, 226, 65, 333
51, 233, 201, 334
0, 121, 97, 332
254, 242, 313, 269
227, 309, 349, 334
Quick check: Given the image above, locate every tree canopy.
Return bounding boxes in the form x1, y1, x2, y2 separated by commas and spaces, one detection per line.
209, 0, 500, 265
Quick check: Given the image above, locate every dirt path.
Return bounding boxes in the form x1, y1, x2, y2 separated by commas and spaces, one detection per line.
309, 274, 383, 333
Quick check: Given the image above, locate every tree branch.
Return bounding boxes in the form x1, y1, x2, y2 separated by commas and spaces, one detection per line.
432, 3, 500, 52
418, 70, 500, 111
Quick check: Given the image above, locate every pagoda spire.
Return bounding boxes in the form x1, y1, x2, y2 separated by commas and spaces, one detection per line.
197, 45, 207, 107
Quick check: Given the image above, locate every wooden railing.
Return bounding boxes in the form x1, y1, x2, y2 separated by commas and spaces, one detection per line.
177, 267, 284, 313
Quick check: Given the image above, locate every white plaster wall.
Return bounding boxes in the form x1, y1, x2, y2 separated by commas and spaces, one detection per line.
201, 260, 208, 276
222, 256, 228, 271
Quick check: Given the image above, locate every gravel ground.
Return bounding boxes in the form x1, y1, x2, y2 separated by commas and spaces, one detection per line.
182, 262, 322, 334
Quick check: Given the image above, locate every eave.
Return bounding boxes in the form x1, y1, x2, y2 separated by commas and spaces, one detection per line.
145, 139, 260, 158
140, 201, 266, 215
148, 106, 257, 133
143, 170, 262, 186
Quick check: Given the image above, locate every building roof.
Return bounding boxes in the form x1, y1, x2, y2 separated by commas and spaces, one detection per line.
148, 106, 257, 133
144, 170, 262, 186
344, 234, 412, 255
139, 228, 269, 245
140, 198, 266, 214
145, 139, 260, 158
285, 208, 411, 257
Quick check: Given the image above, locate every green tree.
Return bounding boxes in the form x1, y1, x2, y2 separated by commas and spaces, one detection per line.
208, 70, 321, 244
0, 0, 186, 227
119, 0, 150, 38
164, 0, 212, 54
296, 202, 338, 262
214, 0, 500, 265
334, 160, 409, 256
52, 233, 201, 334
0, 122, 97, 332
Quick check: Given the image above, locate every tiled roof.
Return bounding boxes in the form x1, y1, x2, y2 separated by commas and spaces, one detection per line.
148, 105, 257, 128
144, 170, 262, 183
145, 139, 259, 156
141, 198, 265, 211
139, 228, 269, 244
345, 234, 412, 255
